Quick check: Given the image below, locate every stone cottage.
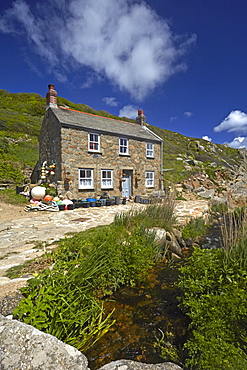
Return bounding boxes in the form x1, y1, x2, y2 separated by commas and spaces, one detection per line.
35, 84, 163, 199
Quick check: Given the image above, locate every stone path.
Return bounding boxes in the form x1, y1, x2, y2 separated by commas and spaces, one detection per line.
0, 200, 209, 298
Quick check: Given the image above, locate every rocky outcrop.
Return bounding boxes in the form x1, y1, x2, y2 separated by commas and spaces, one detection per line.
0, 315, 183, 370
98, 359, 183, 370
0, 314, 90, 370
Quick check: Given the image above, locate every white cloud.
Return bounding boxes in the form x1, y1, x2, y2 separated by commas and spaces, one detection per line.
214, 110, 247, 133
170, 116, 178, 122
202, 135, 212, 142
102, 97, 118, 107
119, 105, 139, 119
184, 111, 193, 118
0, 0, 196, 100
225, 136, 247, 149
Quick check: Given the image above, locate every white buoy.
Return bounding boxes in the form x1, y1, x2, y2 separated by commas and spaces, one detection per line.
31, 186, 46, 200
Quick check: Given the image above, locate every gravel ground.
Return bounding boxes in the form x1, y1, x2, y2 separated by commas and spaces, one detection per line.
0, 201, 38, 315
0, 201, 39, 223
0, 291, 24, 316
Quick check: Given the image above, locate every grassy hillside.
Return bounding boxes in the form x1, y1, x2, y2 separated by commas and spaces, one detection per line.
149, 124, 241, 184
0, 89, 242, 188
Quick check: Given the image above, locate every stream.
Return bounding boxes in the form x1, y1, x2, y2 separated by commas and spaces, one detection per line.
85, 222, 223, 369
85, 258, 190, 370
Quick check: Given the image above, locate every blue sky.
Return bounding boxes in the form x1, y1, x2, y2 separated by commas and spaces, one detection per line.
1, 0, 247, 148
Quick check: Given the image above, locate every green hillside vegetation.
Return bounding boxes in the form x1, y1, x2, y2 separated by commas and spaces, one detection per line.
0, 89, 242, 188
149, 124, 241, 183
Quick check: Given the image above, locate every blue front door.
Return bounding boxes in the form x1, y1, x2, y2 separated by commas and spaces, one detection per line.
122, 171, 132, 198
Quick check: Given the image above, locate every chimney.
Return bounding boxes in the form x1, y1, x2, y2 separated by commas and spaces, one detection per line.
46, 84, 58, 109
136, 109, 146, 126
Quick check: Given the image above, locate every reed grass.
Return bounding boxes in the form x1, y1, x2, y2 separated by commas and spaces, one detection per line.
220, 206, 247, 252
114, 195, 176, 231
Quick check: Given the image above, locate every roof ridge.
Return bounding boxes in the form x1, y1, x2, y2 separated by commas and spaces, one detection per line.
58, 105, 136, 125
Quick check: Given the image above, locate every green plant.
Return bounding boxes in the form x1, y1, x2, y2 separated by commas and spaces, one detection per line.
154, 328, 180, 363
0, 137, 9, 153
13, 257, 116, 352
0, 188, 29, 205
178, 248, 247, 369
182, 217, 209, 241
210, 202, 228, 214
13, 205, 167, 351
114, 199, 176, 232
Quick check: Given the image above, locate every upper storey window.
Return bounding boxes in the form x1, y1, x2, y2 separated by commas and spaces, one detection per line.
88, 133, 100, 152
146, 143, 154, 158
119, 138, 129, 155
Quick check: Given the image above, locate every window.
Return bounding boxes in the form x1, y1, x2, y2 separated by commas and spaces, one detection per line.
78, 169, 94, 189
88, 133, 100, 151
146, 171, 154, 187
146, 142, 154, 158
101, 170, 113, 189
119, 138, 129, 155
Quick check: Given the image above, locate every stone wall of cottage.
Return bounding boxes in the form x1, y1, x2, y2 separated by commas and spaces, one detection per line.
58, 126, 162, 199
38, 110, 62, 182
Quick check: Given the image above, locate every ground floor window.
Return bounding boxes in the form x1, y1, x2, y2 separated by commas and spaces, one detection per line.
146, 171, 154, 187
78, 168, 94, 189
101, 169, 113, 189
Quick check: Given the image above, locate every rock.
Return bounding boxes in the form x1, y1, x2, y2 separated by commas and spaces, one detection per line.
211, 196, 227, 205
0, 316, 184, 370
193, 186, 206, 193
165, 232, 182, 256
185, 159, 195, 166
172, 228, 187, 248
98, 359, 183, 370
170, 253, 182, 259
149, 228, 182, 256
151, 227, 167, 241
197, 189, 215, 199
0, 291, 24, 316
191, 179, 201, 189
210, 162, 217, 168
149, 227, 167, 254
184, 165, 192, 171
0, 314, 89, 370
183, 184, 193, 191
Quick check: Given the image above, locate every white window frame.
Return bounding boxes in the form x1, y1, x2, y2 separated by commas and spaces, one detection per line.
88, 133, 100, 152
78, 168, 94, 189
101, 169, 114, 189
146, 142, 154, 158
119, 138, 129, 155
146, 171, 154, 188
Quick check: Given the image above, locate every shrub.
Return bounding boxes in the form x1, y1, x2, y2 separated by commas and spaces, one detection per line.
178, 248, 247, 369
182, 217, 209, 241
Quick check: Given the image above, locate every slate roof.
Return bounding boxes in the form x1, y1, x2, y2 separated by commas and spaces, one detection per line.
50, 106, 162, 142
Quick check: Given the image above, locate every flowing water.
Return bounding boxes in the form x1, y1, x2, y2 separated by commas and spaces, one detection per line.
85, 259, 190, 369
85, 225, 223, 370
